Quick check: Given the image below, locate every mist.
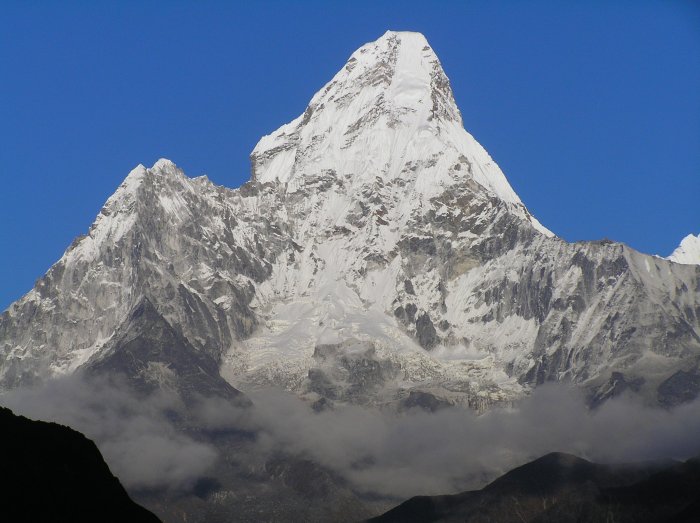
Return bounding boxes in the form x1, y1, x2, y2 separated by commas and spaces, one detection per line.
3, 376, 700, 499
0, 375, 217, 490
237, 385, 700, 496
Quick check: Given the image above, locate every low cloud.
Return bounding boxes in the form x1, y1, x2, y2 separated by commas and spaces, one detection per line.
238, 385, 700, 497
0, 375, 217, 490
3, 377, 700, 500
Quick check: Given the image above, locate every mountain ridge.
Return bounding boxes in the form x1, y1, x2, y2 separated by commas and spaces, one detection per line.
370, 451, 700, 523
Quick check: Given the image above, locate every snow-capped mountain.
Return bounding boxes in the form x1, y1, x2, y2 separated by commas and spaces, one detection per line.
1, 31, 699, 409
668, 233, 700, 265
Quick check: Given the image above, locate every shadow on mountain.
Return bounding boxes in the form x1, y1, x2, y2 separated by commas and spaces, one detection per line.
371, 452, 700, 522
87, 297, 249, 406
80, 298, 373, 522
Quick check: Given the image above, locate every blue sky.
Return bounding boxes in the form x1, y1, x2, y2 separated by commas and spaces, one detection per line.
1, 1, 698, 310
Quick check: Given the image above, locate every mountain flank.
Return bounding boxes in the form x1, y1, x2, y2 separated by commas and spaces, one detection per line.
371, 452, 700, 523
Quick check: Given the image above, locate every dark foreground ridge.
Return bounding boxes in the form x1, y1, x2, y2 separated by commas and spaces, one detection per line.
0, 406, 161, 523
371, 452, 700, 523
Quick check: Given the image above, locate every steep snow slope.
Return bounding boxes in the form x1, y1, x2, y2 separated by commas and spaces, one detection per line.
252, 31, 551, 236
1, 31, 699, 409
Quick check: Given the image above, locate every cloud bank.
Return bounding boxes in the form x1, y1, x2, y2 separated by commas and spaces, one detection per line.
3, 377, 700, 499
237, 385, 700, 497
1, 375, 217, 490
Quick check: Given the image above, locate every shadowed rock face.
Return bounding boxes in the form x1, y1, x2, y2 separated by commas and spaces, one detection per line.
0, 406, 161, 523
658, 369, 700, 408
76, 301, 375, 523
371, 452, 700, 523
589, 371, 645, 408
86, 297, 248, 405
306, 340, 400, 404
71, 303, 374, 523
399, 390, 453, 412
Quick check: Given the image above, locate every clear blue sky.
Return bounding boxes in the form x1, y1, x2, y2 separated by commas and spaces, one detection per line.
1, 1, 698, 310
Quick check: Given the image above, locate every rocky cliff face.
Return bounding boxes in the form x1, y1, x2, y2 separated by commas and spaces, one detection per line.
1, 31, 699, 409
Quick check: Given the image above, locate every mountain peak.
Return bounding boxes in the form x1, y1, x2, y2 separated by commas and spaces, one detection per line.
150, 158, 179, 174
335, 29, 460, 121
88, 32, 551, 258
668, 233, 700, 265
379, 29, 428, 41
250, 31, 552, 237
250, 31, 461, 189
